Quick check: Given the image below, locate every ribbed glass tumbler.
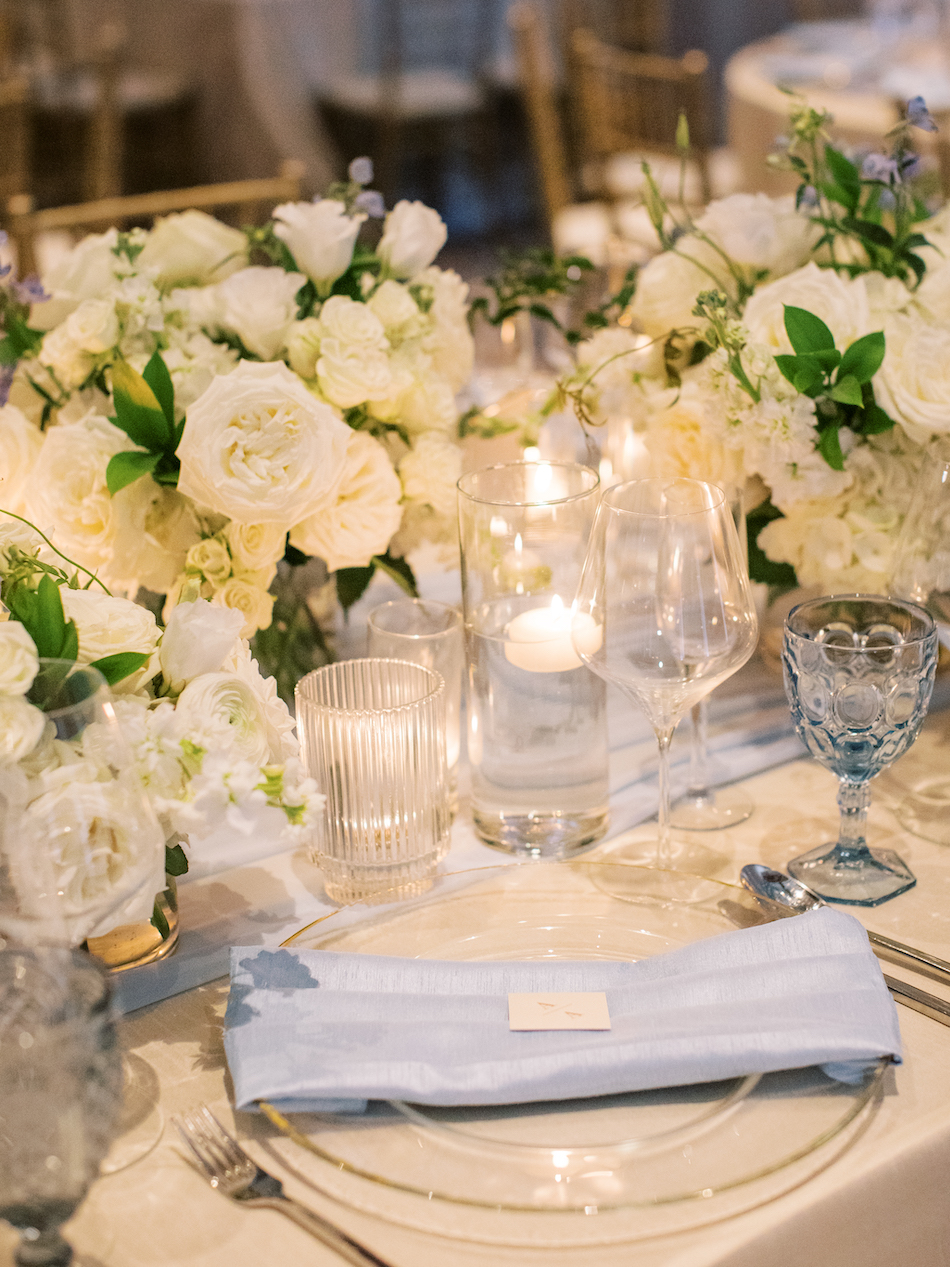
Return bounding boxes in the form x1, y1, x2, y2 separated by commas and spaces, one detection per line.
296, 659, 451, 904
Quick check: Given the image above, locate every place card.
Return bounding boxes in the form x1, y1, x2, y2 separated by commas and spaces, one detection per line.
508, 991, 611, 1031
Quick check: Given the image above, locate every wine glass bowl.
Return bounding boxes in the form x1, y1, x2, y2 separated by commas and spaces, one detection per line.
782, 595, 937, 905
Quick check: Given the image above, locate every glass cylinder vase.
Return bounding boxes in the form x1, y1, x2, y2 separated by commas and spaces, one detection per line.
458, 461, 609, 857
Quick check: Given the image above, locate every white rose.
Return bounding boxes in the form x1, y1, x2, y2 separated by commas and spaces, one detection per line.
379, 201, 447, 277
643, 383, 736, 486
874, 312, 950, 442
174, 672, 272, 765
316, 338, 394, 408
64, 298, 119, 354
416, 267, 474, 391
185, 536, 232, 584
398, 432, 461, 518
0, 695, 45, 761
210, 576, 274, 638
216, 266, 307, 360
177, 360, 351, 524
0, 404, 43, 514
630, 237, 725, 338
289, 431, 403, 570
742, 262, 871, 353
136, 210, 248, 287
225, 521, 286, 574
696, 194, 819, 276
31, 229, 120, 330
272, 199, 365, 294
159, 598, 243, 693
368, 279, 422, 333
0, 623, 38, 695
317, 294, 387, 347
285, 317, 323, 378
60, 587, 162, 693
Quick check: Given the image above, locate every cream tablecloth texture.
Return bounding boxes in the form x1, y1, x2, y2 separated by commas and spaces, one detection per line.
4, 713, 950, 1265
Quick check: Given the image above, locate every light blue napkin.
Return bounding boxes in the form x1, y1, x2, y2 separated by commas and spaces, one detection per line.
224, 907, 901, 1113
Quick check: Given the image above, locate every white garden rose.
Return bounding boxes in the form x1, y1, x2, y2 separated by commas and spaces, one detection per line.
216, 266, 307, 360
60, 587, 162, 693
177, 360, 351, 524
0, 623, 38, 696
874, 312, 950, 442
742, 262, 871, 354
398, 432, 461, 518
285, 317, 323, 379
289, 431, 403, 570
0, 404, 43, 514
630, 236, 725, 338
272, 200, 365, 294
0, 696, 45, 762
316, 338, 394, 408
159, 599, 243, 694
31, 229, 120, 330
64, 298, 119, 353
368, 279, 422, 334
185, 536, 232, 584
136, 210, 248, 288
378, 201, 447, 277
225, 520, 286, 574
696, 194, 819, 277
316, 294, 388, 348
643, 383, 737, 486
211, 576, 275, 638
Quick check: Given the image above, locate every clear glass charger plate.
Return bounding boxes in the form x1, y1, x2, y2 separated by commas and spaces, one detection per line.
245, 861, 886, 1247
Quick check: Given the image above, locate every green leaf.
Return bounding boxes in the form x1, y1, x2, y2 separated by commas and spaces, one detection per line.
837, 330, 885, 383
904, 252, 926, 284
111, 359, 172, 451
60, 618, 79, 664
0, 336, 18, 366
141, 350, 176, 429
150, 899, 170, 939
784, 305, 836, 355
828, 374, 864, 406
861, 401, 895, 434
792, 364, 826, 396
819, 182, 858, 211
817, 425, 845, 471
746, 505, 798, 588
32, 574, 68, 659
164, 842, 189, 877
825, 147, 861, 207
335, 565, 375, 612
87, 651, 150, 686
843, 216, 894, 249
106, 450, 161, 496
372, 552, 419, 598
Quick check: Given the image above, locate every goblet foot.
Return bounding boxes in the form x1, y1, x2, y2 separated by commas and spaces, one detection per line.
14, 1227, 73, 1267
787, 843, 916, 906
670, 785, 755, 832
600, 835, 729, 880
894, 777, 950, 847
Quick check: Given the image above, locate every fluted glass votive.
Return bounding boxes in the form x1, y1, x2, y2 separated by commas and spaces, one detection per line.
296, 659, 450, 904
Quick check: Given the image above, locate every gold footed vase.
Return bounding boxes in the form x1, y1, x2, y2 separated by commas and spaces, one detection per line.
86, 875, 179, 972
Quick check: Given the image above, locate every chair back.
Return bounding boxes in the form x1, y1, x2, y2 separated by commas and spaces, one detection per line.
0, 74, 29, 223
560, 0, 668, 56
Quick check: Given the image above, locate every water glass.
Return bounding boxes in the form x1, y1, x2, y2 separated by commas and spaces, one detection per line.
367, 599, 463, 815
296, 659, 450, 904
457, 461, 609, 857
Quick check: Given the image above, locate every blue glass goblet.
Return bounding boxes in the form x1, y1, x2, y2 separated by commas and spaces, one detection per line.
782, 595, 938, 906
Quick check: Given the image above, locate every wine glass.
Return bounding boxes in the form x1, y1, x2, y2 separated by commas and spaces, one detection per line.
782, 595, 937, 905
572, 478, 759, 868
889, 440, 950, 845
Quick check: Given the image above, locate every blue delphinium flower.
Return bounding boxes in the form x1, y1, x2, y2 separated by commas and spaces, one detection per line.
907, 96, 938, 133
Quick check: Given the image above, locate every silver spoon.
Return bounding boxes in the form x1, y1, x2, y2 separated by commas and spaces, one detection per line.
741, 863, 950, 1028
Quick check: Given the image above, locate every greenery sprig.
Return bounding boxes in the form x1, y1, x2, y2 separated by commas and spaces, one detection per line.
468, 247, 596, 344
105, 351, 184, 494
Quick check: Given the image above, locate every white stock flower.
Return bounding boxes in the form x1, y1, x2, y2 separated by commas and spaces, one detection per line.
60, 587, 161, 693
695, 194, 819, 277
216, 266, 306, 360
225, 520, 286, 574
185, 536, 232, 583
159, 598, 244, 693
379, 201, 447, 277
177, 360, 351, 524
38, 324, 96, 391
368, 279, 422, 335
136, 210, 248, 287
742, 262, 871, 353
285, 317, 323, 379
874, 311, 950, 442
630, 236, 725, 338
272, 200, 365, 293
161, 329, 239, 411
289, 430, 403, 570
211, 576, 275, 638
0, 404, 43, 514
0, 695, 45, 761
0, 623, 38, 695
31, 229, 120, 331
417, 267, 474, 391
399, 432, 461, 518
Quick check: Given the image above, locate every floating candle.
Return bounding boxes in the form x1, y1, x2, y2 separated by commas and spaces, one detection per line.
504, 596, 602, 673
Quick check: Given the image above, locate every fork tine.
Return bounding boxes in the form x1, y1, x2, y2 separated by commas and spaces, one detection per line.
173, 1116, 219, 1182
182, 1111, 243, 1177
197, 1106, 249, 1169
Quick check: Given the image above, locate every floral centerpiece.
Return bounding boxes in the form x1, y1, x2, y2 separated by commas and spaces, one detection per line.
556, 99, 949, 597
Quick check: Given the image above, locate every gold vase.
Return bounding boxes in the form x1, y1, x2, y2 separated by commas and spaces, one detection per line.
86, 875, 179, 972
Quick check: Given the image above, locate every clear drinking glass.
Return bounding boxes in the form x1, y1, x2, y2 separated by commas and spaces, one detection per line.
782, 595, 937, 905
367, 599, 463, 816
572, 478, 759, 866
0, 946, 122, 1267
889, 440, 950, 845
296, 658, 450, 904
457, 461, 609, 857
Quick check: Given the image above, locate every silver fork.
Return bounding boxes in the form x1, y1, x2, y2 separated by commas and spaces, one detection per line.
174, 1105, 395, 1267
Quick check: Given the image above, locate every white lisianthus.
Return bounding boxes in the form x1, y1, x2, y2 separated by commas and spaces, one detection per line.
379, 201, 447, 277
216, 266, 307, 360
368, 278, 422, 335
316, 294, 388, 347
874, 312, 950, 442
289, 431, 403, 571
630, 236, 725, 338
742, 262, 872, 353
136, 210, 248, 288
159, 598, 244, 694
0, 623, 38, 696
225, 521, 286, 574
60, 587, 162, 693
398, 432, 462, 518
0, 404, 43, 514
177, 360, 351, 524
285, 317, 323, 379
64, 298, 119, 354
316, 338, 394, 408
185, 536, 232, 584
31, 229, 120, 330
106, 484, 202, 596
0, 696, 45, 762
273, 200, 365, 294
211, 576, 275, 638
695, 194, 819, 277
416, 267, 474, 391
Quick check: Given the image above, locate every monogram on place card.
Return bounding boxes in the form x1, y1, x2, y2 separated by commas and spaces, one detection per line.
508, 992, 611, 1031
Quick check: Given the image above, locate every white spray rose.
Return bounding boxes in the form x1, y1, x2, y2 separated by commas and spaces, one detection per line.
695, 194, 819, 276
136, 210, 248, 287
216, 266, 306, 360
742, 262, 872, 353
31, 229, 120, 330
177, 360, 351, 524
379, 201, 447, 277
185, 536, 232, 584
211, 576, 275, 638
289, 431, 403, 571
0, 404, 43, 514
368, 279, 422, 334
874, 312, 950, 442
159, 598, 243, 693
0, 696, 45, 762
399, 432, 462, 518
64, 298, 119, 353
285, 317, 323, 378
225, 521, 286, 574
272, 200, 365, 294
0, 623, 38, 696
60, 588, 162, 693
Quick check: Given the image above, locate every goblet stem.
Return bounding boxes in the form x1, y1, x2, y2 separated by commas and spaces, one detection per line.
686, 700, 711, 802
656, 725, 675, 866
835, 781, 873, 861
16, 1227, 73, 1266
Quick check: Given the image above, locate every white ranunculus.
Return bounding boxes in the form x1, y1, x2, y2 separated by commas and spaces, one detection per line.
64, 298, 119, 353
630, 237, 725, 338
368, 279, 422, 334
0, 695, 45, 761
695, 194, 819, 276
30, 229, 120, 331
174, 671, 272, 765
316, 294, 387, 348
185, 536, 232, 584
0, 404, 43, 514
223, 640, 298, 761
216, 267, 306, 360
316, 337, 394, 408
225, 521, 287, 574
285, 317, 323, 378
272, 199, 365, 294
379, 201, 447, 277
136, 210, 248, 288
398, 432, 462, 518
0, 623, 38, 695
742, 262, 871, 353
159, 598, 243, 693
211, 576, 275, 638
874, 312, 950, 442
60, 587, 162, 693
289, 431, 403, 571
177, 360, 351, 524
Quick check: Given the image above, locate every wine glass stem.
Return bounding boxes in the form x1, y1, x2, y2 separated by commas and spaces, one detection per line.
16, 1228, 72, 1266
686, 699, 712, 801
656, 725, 675, 865
836, 780, 873, 861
